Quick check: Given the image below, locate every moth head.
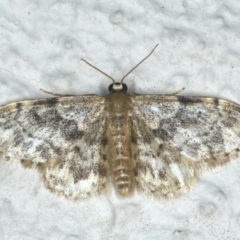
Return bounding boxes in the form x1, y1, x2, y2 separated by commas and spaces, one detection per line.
81, 44, 158, 93
108, 83, 128, 92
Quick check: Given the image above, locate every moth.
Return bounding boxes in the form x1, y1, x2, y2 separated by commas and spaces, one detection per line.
0, 44, 240, 199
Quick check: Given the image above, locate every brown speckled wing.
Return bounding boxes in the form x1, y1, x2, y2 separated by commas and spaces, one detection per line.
131, 95, 240, 198
0, 96, 108, 199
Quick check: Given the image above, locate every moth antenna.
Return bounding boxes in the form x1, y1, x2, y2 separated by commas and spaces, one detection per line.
81, 59, 116, 84
120, 44, 159, 84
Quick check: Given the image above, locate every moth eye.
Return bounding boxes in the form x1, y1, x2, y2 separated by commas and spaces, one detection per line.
122, 83, 127, 92
108, 84, 114, 92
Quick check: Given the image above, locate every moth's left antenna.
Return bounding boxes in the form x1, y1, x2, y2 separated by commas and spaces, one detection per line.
81, 59, 116, 84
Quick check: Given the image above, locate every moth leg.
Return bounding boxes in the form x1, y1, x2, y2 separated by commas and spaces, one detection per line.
130, 88, 185, 97
40, 88, 98, 97
40, 88, 75, 97
165, 87, 185, 96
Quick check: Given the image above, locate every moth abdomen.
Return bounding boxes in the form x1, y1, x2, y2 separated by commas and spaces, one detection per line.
108, 109, 134, 196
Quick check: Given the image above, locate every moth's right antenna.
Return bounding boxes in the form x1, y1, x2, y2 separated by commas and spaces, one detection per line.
120, 44, 159, 84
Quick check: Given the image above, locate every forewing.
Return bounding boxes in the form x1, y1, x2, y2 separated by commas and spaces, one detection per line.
131, 95, 240, 198
0, 96, 108, 199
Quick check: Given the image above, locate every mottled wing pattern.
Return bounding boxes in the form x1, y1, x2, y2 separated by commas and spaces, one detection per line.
131, 95, 240, 198
0, 96, 108, 199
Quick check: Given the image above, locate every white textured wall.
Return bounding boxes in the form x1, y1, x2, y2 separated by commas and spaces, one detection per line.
0, 1, 240, 239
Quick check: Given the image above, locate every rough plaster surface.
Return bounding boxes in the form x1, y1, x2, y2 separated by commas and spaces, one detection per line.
0, 1, 240, 239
